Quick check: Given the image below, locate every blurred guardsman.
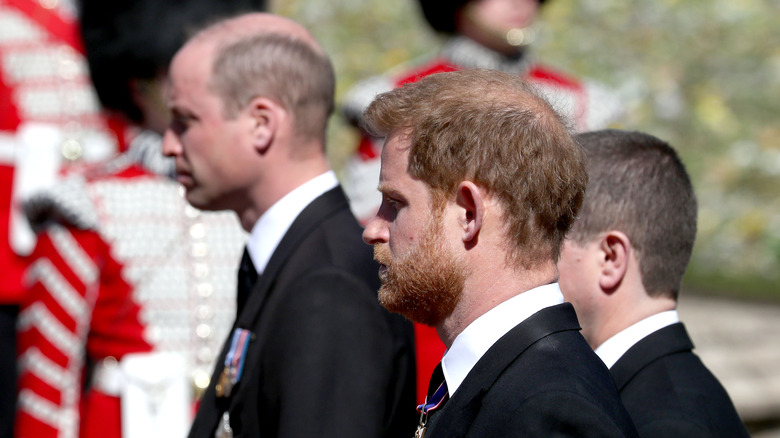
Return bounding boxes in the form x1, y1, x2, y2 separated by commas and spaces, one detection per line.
558, 129, 750, 437
342, 0, 625, 223
163, 12, 416, 438
362, 69, 637, 437
14, 1, 265, 437
1, 1, 125, 436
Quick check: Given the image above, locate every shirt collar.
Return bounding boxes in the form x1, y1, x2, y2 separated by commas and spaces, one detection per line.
246, 171, 338, 275
595, 310, 680, 369
441, 283, 564, 396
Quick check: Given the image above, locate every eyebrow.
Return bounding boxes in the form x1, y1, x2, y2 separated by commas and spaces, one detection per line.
377, 183, 405, 200
169, 105, 197, 119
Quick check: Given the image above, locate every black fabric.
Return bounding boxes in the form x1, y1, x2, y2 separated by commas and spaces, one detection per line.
416, 0, 547, 34
236, 247, 258, 314
426, 362, 446, 398
422, 362, 449, 419
189, 187, 417, 438
611, 323, 749, 437
0, 305, 18, 438
424, 303, 638, 437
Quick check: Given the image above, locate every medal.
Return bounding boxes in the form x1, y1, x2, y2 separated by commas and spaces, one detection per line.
415, 410, 427, 438
414, 403, 429, 438
216, 328, 252, 399
413, 380, 448, 438
215, 368, 232, 398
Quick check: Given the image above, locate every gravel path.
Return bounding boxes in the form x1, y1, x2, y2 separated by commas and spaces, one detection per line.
679, 293, 780, 437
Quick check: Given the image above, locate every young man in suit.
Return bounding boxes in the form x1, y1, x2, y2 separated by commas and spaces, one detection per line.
361, 69, 637, 437
163, 13, 417, 438
558, 129, 750, 437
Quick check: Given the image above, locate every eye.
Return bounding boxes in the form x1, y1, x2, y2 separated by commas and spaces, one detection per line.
169, 110, 195, 136
170, 115, 189, 135
384, 195, 402, 211
377, 194, 403, 220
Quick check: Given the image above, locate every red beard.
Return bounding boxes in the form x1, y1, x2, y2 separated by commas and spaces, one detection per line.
373, 220, 465, 327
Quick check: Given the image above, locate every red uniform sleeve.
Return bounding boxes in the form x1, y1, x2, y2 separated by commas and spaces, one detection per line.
15, 226, 150, 438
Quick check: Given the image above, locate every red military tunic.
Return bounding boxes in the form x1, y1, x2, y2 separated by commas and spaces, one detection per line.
0, 0, 124, 306
15, 139, 247, 438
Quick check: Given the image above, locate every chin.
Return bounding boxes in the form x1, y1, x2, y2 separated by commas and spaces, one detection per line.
183, 191, 214, 211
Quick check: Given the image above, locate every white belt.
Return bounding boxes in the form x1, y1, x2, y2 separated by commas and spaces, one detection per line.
91, 356, 124, 396
91, 353, 192, 438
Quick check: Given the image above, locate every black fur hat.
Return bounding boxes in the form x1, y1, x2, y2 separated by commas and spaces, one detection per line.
417, 0, 547, 34
79, 0, 267, 123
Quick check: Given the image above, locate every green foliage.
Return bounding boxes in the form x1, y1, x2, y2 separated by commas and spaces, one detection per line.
273, 0, 780, 298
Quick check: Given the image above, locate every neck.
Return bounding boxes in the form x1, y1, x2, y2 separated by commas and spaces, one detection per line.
591, 291, 677, 350
237, 150, 330, 232
437, 260, 558, 347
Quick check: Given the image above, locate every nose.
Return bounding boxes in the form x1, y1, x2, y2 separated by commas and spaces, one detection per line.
362, 215, 388, 246
162, 128, 181, 157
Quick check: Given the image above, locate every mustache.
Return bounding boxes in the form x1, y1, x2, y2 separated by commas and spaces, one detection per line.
374, 244, 391, 267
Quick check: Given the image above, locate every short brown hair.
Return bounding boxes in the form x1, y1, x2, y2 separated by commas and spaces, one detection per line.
570, 130, 698, 300
363, 69, 587, 268
209, 33, 335, 144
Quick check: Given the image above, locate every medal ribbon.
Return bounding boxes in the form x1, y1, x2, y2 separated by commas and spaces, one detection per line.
416, 380, 448, 414
225, 328, 251, 383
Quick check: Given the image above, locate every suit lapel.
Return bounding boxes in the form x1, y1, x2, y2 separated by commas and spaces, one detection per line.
610, 322, 694, 391
427, 303, 581, 436
190, 187, 350, 437
236, 187, 349, 328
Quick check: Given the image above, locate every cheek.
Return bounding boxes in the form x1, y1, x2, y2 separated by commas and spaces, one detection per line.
388, 220, 419, 255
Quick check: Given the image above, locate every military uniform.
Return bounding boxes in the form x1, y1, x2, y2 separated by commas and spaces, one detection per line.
0, 2, 122, 436
15, 137, 247, 438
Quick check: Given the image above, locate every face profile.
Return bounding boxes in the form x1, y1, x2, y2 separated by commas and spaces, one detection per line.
373, 211, 465, 327
163, 37, 264, 214
363, 131, 467, 326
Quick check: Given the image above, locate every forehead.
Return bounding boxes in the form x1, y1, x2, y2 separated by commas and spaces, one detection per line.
379, 133, 410, 183
378, 132, 436, 202
166, 41, 216, 104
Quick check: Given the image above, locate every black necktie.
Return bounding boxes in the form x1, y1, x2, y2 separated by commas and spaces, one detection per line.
237, 247, 258, 313
428, 362, 447, 400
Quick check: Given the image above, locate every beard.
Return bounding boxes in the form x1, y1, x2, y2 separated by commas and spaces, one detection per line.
373, 219, 466, 327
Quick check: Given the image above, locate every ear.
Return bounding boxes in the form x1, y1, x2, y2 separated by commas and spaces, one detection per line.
597, 231, 630, 291
247, 96, 281, 154
455, 181, 485, 246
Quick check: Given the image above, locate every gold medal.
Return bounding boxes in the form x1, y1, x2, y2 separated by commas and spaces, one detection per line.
215, 368, 232, 398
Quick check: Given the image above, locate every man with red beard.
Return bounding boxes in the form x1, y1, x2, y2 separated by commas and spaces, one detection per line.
362, 69, 638, 437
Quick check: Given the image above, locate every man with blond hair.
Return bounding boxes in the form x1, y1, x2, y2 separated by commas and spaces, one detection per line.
163, 13, 416, 438
361, 69, 637, 437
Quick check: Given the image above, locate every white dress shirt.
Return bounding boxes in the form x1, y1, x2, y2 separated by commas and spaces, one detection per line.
245, 171, 338, 275
595, 310, 680, 369
441, 283, 565, 395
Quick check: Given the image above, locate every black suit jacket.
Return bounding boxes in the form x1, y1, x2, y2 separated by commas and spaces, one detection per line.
425, 303, 638, 437
189, 187, 416, 438
611, 322, 749, 437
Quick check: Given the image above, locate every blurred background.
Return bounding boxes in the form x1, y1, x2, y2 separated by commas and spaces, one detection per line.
275, 0, 780, 301
271, 0, 780, 434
